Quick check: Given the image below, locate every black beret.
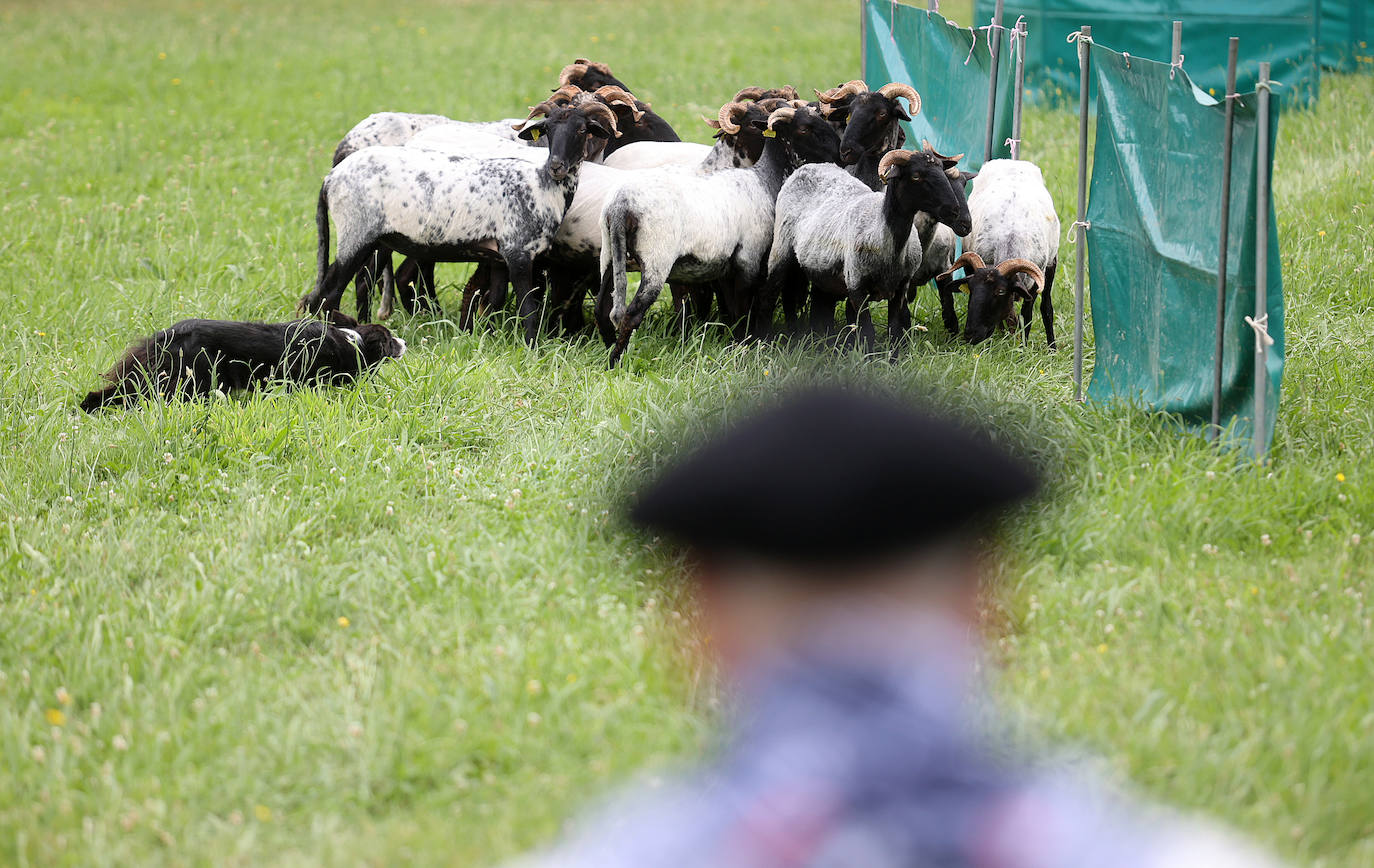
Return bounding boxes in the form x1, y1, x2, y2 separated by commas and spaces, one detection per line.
629, 386, 1039, 565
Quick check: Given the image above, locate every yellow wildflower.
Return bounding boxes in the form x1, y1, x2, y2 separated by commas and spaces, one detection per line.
45, 708, 66, 726
337, 616, 350, 628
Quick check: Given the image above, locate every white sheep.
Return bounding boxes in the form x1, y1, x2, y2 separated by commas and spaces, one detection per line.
597, 103, 843, 366
937, 158, 1060, 347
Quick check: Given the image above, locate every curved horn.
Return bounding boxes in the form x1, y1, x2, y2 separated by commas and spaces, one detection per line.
733, 86, 768, 101
996, 258, 1046, 293
777, 85, 800, 101
515, 97, 560, 129
814, 79, 868, 104
594, 86, 644, 121
578, 100, 622, 137
716, 100, 750, 135
558, 60, 590, 86
877, 82, 922, 115
765, 105, 798, 130
937, 252, 988, 283
876, 149, 914, 183
587, 59, 614, 75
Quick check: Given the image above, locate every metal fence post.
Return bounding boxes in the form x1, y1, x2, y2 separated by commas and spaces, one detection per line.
1253, 60, 1273, 458
1010, 19, 1026, 159
1211, 37, 1240, 441
982, 0, 1005, 163
1073, 25, 1091, 403
860, 0, 869, 81
1172, 21, 1183, 72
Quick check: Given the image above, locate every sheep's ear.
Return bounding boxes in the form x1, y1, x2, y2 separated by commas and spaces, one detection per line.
958, 170, 978, 184
892, 103, 911, 122
586, 119, 613, 139
826, 105, 851, 124
517, 120, 547, 142
1011, 282, 1037, 300
749, 118, 769, 131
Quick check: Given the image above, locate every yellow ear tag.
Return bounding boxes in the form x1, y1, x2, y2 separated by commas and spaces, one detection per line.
762, 128, 776, 138
959, 284, 970, 294
531, 128, 541, 141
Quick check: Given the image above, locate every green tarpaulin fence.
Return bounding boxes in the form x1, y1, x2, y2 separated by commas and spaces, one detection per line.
862, 0, 1014, 170
1084, 39, 1284, 448
973, 0, 1322, 107
1321, 0, 1373, 72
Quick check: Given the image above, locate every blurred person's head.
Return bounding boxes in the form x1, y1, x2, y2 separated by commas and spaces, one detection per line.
629, 385, 1039, 677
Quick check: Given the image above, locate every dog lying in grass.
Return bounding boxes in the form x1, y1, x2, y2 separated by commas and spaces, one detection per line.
80, 312, 406, 412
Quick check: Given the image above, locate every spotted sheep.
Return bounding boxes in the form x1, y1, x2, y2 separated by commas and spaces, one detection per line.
597, 103, 843, 367
552, 98, 796, 337
763, 144, 973, 356
331, 112, 525, 167
936, 158, 1061, 347
298, 100, 621, 344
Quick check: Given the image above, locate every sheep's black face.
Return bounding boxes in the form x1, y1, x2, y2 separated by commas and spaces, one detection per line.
886, 153, 971, 234
838, 93, 908, 166
526, 109, 612, 180
717, 103, 772, 165
563, 68, 628, 91
354, 323, 407, 366
781, 110, 842, 165
962, 271, 1032, 345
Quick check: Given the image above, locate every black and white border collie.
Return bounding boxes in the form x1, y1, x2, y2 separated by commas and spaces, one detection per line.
80, 312, 406, 412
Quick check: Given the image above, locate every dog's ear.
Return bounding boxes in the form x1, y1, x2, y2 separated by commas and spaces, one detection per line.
325, 310, 359, 329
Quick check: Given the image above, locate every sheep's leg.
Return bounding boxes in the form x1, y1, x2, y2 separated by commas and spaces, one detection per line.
394, 257, 420, 315
317, 247, 374, 315
756, 261, 793, 340
609, 269, 667, 368
353, 253, 377, 322
548, 270, 584, 337
846, 290, 876, 354
594, 272, 616, 346
458, 264, 487, 331
669, 283, 691, 336
485, 262, 511, 316
808, 289, 835, 336
377, 256, 398, 321
936, 276, 961, 336
509, 254, 542, 345
887, 290, 912, 361
418, 260, 440, 313
1040, 262, 1058, 350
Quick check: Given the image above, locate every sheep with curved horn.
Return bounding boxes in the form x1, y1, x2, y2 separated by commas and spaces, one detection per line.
598, 103, 843, 366
937, 158, 1061, 347
761, 144, 973, 357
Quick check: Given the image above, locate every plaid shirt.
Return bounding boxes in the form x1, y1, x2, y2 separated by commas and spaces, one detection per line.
508, 615, 1281, 868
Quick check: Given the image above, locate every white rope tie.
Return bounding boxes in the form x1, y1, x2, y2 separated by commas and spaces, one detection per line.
980, 16, 1009, 55
1225, 91, 1246, 108
1245, 314, 1275, 349
926, 0, 939, 19
963, 24, 980, 65
1066, 30, 1093, 45
1256, 79, 1285, 92
1069, 219, 1091, 243
1005, 136, 1021, 158
1122, 51, 1131, 69
1170, 52, 1185, 79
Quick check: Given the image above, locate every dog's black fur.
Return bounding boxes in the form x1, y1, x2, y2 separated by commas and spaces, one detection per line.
80, 312, 406, 412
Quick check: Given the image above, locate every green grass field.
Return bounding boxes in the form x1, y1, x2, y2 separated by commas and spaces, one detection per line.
2, 0, 1371, 864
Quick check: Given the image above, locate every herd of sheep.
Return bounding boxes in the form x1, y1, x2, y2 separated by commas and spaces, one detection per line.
298, 59, 1062, 366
